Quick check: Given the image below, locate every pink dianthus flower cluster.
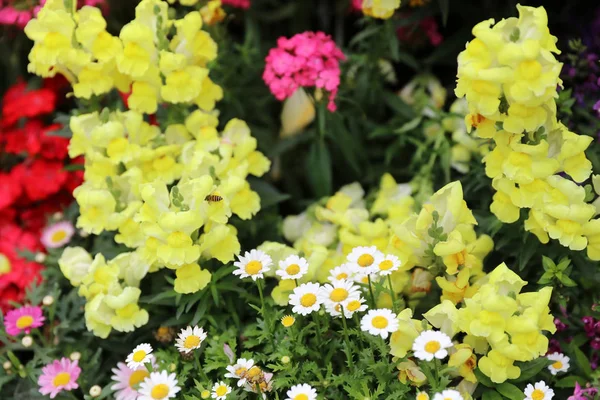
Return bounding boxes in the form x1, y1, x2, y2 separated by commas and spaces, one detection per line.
222, 0, 250, 8
263, 31, 345, 112
0, 0, 106, 29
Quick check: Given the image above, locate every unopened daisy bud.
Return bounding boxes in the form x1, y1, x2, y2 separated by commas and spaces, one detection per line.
42, 295, 54, 306
52, 212, 63, 220
281, 356, 290, 364
79, 229, 89, 238
201, 390, 210, 399
34, 253, 46, 263
22, 336, 33, 348
169, 363, 176, 372
89, 385, 102, 397
70, 352, 81, 361
3, 361, 11, 370
281, 315, 295, 327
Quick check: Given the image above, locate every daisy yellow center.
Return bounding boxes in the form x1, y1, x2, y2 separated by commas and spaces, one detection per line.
361, 276, 369, 284
16, 315, 34, 329
330, 288, 348, 302
215, 386, 228, 396
424, 340, 441, 354
379, 260, 393, 270
132, 350, 147, 362
416, 395, 428, 400
357, 254, 374, 267
151, 383, 170, 399
246, 366, 262, 378
235, 367, 247, 377
300, 293, 317, 307
129, 370, 149, 387
336, 272, 348, 280
184, 335, 201, 349
531, 389, 545, 400
52, 372, 71, 387
285, 264, 301, 275
372, 316, 389, 329
552, 361, 563, 369
245, 260, 262, 275
281, 316, 295, 327
294, 395, 309, 400
51, 230, 67, 243
347, 300, 361, 312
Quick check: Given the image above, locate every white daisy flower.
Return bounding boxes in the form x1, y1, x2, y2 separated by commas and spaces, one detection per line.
211, 381, 232, 399
327, 264, 354, 282
432, 389, 463, 400
318, 280, 361, 317
347, 245, 383, 274
289, 283, 322, 316
524, 381, 554, 400
285, 383, 317, 400
276, 255, 309, 280
416, 391, 430, 400
175, 326, 207, 354
412, 330, 453, 361
233, 249, 272, 281
138, 370, 180, 400
126, 343, 153, 369
360, 308, 399, 339
547, 352, 570, 375
374, 254, 401, 276
345, 297, 368, 316
352, 271, 371, 285
225, 358, 255, 387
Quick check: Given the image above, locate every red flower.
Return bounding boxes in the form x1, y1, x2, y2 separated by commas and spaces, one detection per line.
39, 123, 70, 160
12, 160, 68, 202
0, 171, 22, 210
2, 82, 57, 128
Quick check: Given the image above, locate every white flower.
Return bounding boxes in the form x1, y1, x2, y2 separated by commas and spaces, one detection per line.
432, 389, 463, 400
211, 381, 232, 399
21, 336, 33, 347
547, 352, 570, 375
89, 385, 102, 397
524, 381, 554, 400
276, 255, 309, 280
138, 370, 180, 400
327, 264, 354, 282
374, 254, 401, 276
285, 383, 317, 400
412, 330, 453, 361
126, 343, 153, 369
289, 283, 322, 316
225, 358, 255, 387
233, 249, 272, 281
352, 271, 371, 285
346, 245, 383, 274
416, 392, 430, 400
175, 326, 207, 354
318, 280, 361, 318
41, 221, 75, 249
42, 295, 54, 306
360, 309, 399, 339
344, 296, 368, 317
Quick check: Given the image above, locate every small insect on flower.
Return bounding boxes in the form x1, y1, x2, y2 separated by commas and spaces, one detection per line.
211, 381, 232, 400
547, 352, 570, 375
412, 330, 453, 361
432, 389, 463, 400
276, 254, 309, 280
225, 358, 255, 387
524, 381, 554, 400
175, 326, 207, 354
138, 370, 181, 400
360, 309, 399, 339
205, 193, 223, 202
233, 249, 272, 281
281, 315, 296, 327
126, 343, 153, 369
288, 283, 322, 316
285, 383, 317, 400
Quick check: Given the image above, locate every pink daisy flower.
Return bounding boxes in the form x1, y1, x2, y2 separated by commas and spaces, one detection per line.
40, 221, 75, 249
111, 360, 155, 400
38, 358, 81, 399
4, 305, 45, 336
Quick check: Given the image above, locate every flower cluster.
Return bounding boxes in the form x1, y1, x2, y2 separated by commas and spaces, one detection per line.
456, 5, 600, 259
359, 0, 402, 19
0, 0, 105, 29
263, 31, 345, 111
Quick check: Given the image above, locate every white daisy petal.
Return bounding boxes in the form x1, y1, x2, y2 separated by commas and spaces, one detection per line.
412, 330, 453, 361
211, 381, 232, 400
375, 254, 401, 276
289, 283, 322, 316
346, 245, 384, 274
285, 383, 317, 400
318, 280, 361, 318
360, 308, 399, 339
524, 380, 554, 400
175, 326, 207, 354
546, 352, 569, 375
276, 255, 309, 280
126, 343, 153, 369
138, 370, 180, 400
432, 389, 463, 400
233, 249, 272, 281
225, 358, 255, 387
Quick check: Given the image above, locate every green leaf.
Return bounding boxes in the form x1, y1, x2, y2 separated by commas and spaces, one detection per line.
438, 0, 449, 26
496, 383, 524, 400
394, 117, 422, 134
541, 256, 556, 271
570, 343, 593, 377
559, 274, 577, 287
306, 139, 332, 198
511, 358, 553, 382
556, 375, 587, 388
248, 177, 290, 209
474, 369, 495, 387
481, 391, 503, 400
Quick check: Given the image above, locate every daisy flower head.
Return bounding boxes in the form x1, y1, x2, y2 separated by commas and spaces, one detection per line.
233, 249, 272, 281
126, 343, 153, 369
547, 353, 570, 375
524, 381, 554, 400
281, 315, 296, 328
276, 255, 309, 280
41, 221, 75, 249
416, 392, 430, 400
319, 279, 361, 317
289, 283, 322, 316
4, 305, 45, 336
212, 381, 232, 399
345, 296, 368, 316
412, 330, 453, 361
111, 361, 155, 400
374, 254, 401, 276
352, 271, 371, 285
347, 245, 383, 274
138, 370, 180, 400
225, 358, 255, 387
360, 308, 399, 339
285, 383, 317, 400
175, 326, 207, 354
432, 389, 463, 400
38, 358, 81, 399
328, 264, 354, 282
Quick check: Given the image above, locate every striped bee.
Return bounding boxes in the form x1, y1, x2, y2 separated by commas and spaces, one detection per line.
205, 193, 223, 203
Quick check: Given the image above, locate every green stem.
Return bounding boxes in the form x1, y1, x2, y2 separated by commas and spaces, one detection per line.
256, 279, 266, 318
294, 278, 299, 287
387, 275, 398, 314
195, 354, 209, 381
339, 307, 355, 373
367, 274, 376, 307
317, 99, 326, 138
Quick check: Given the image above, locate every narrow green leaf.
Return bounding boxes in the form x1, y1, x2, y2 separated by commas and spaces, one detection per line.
438, 0, 449, 26
306, 139, 332, 198
496, 383, 524, 400
556, 375, 587, 388
394, 117, 422, 134
570, 343, 593, 377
